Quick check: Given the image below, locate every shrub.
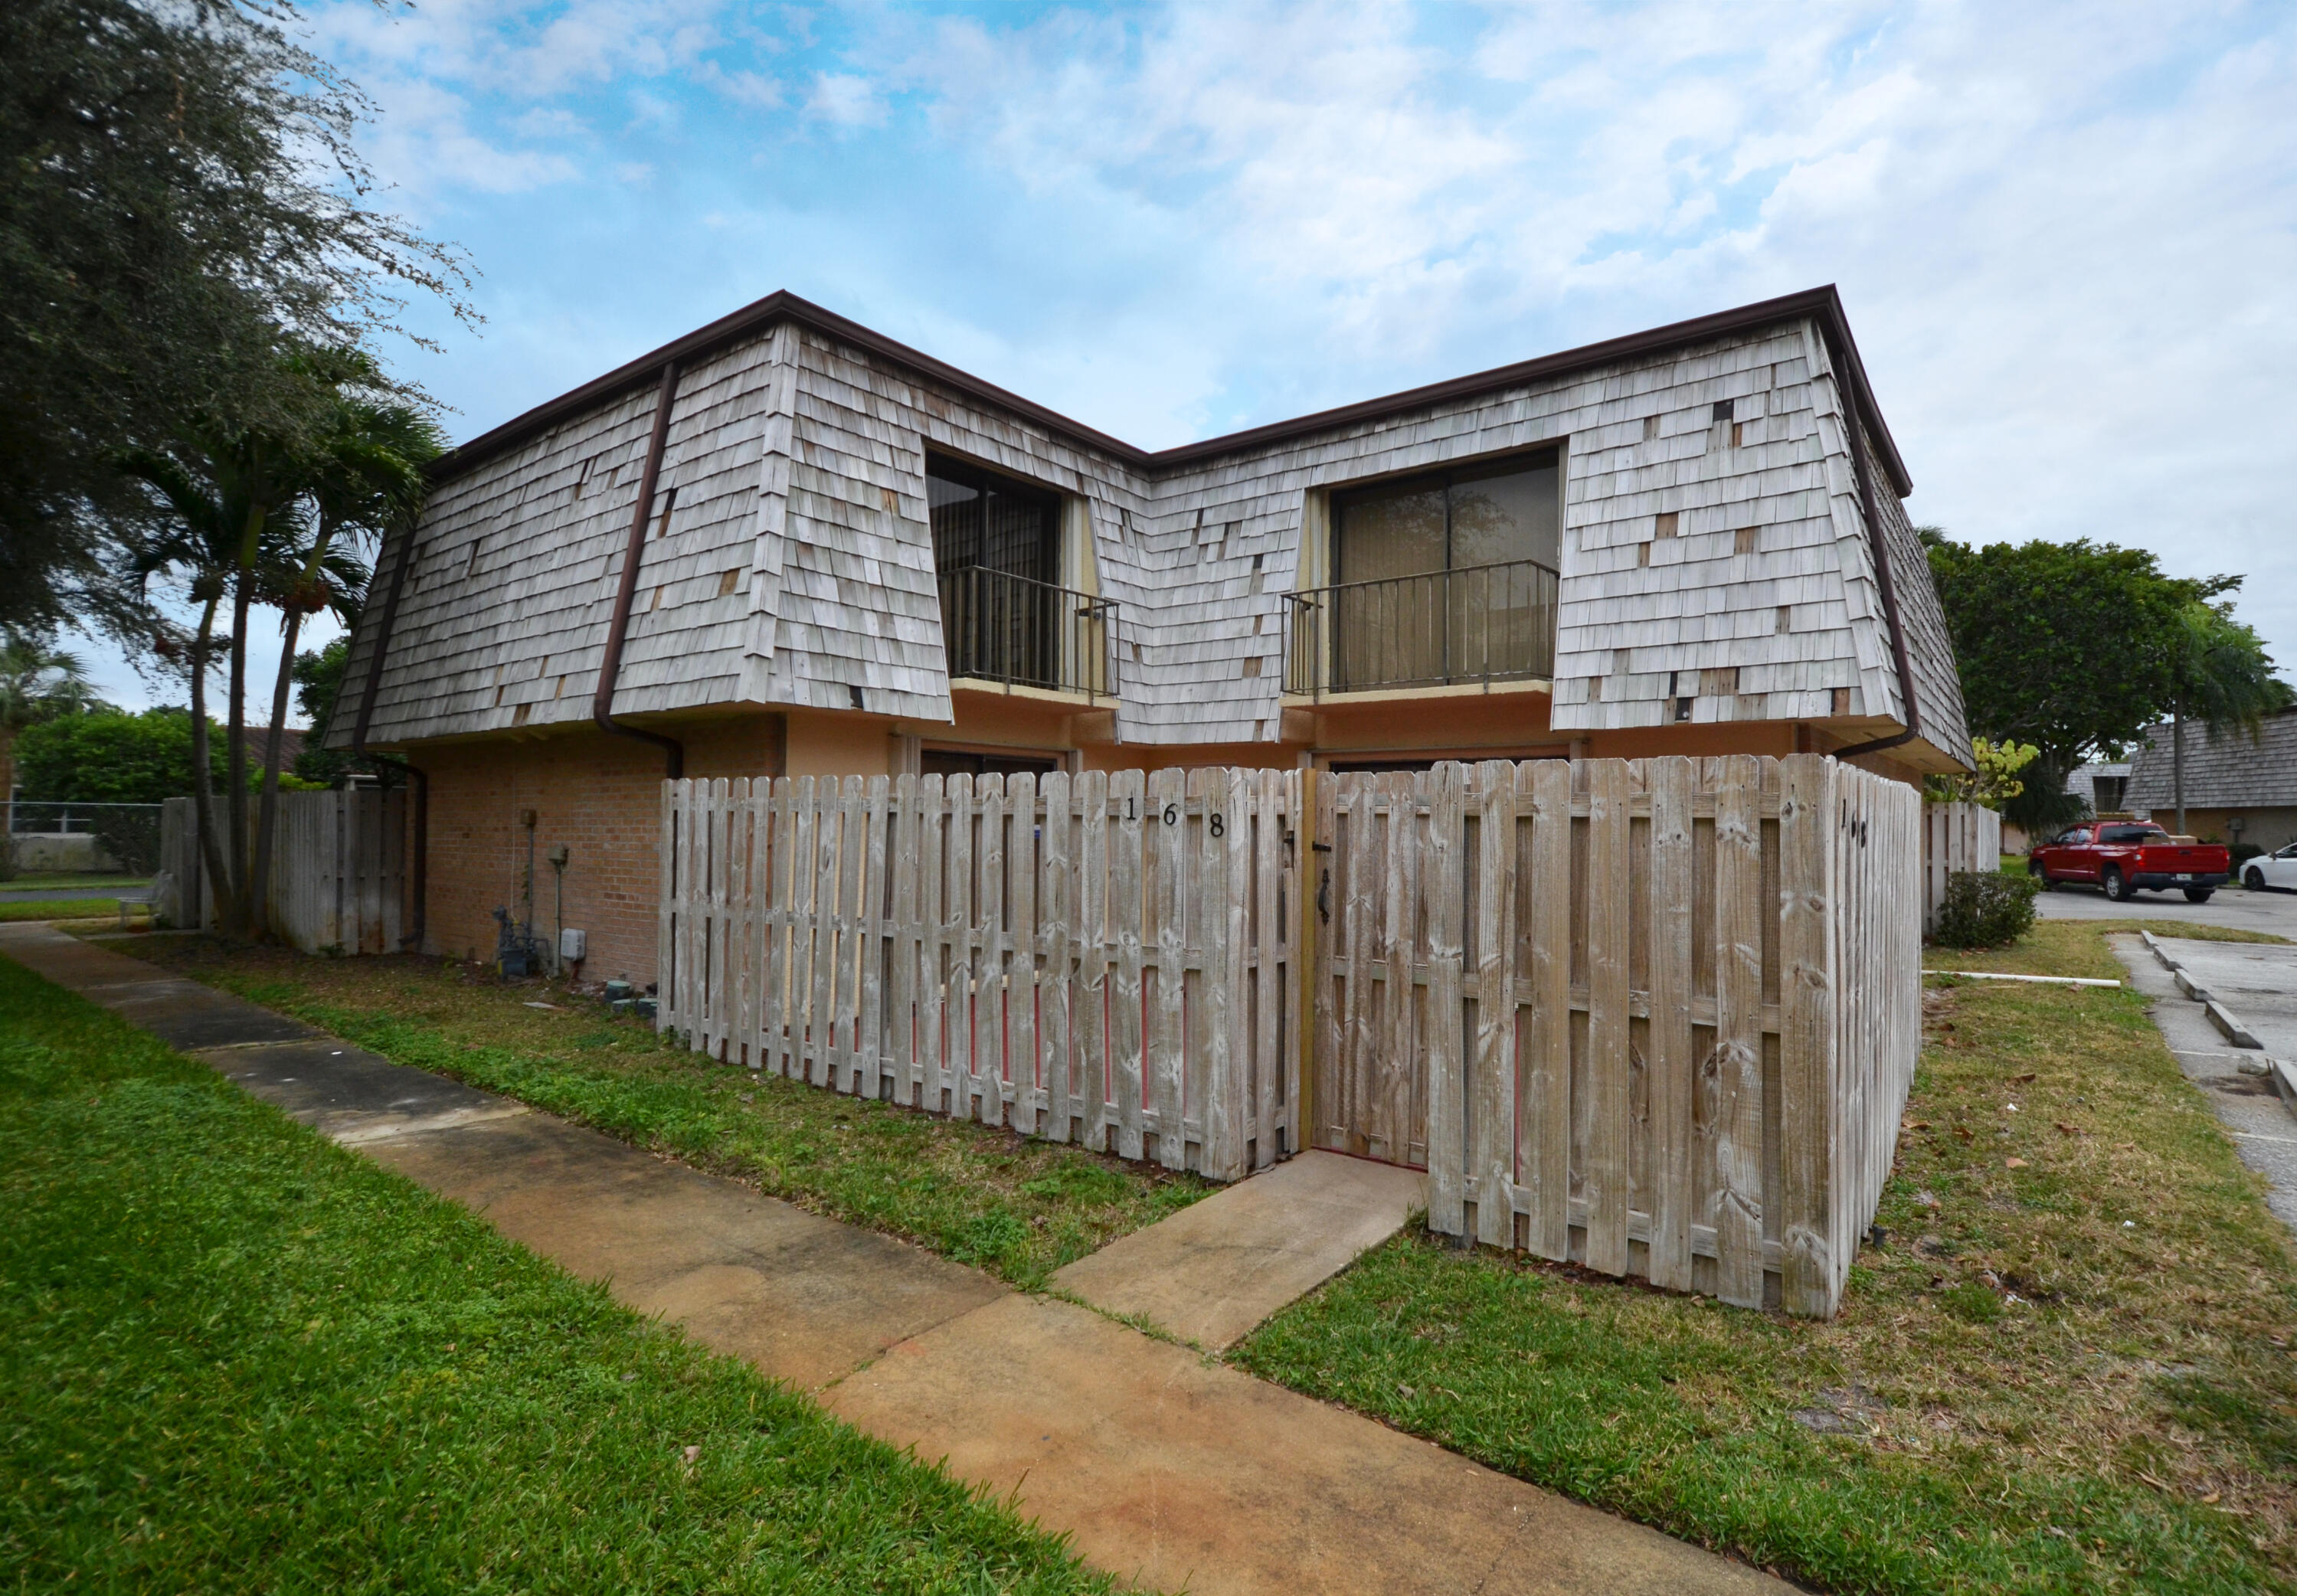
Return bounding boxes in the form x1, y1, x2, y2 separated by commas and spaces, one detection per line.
1933, 869, 2039, 949
88, 806, 161, 875
13, 708, 205, 803
2229, 842, 2264, 868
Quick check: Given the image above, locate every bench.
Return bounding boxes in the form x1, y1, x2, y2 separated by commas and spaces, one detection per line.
116, 872, 171, 930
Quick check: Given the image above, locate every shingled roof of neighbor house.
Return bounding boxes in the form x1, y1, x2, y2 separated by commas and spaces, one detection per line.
332, 286, 1971, 770
2125, 707, 2297, 809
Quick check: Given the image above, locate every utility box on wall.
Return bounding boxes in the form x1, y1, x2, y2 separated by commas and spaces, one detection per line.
559, 927, 587, 963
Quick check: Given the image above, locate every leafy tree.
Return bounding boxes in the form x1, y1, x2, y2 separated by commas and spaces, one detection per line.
0, 631, 100, 809
1922, 533, 2241, 833
12, 708, 207, 804
1922, 738, 2039, 811
0, 0, 473, 643
290, 639, 391, 788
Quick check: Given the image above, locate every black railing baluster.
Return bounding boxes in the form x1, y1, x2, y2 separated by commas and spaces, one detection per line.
1279, 558, 1557, 697
937, 564, 1120, 699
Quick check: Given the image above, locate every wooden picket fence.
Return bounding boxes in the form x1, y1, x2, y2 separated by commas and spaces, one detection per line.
659, 754, 1919, 1319
1309, 754, 1921, 1318
657, 769, 1304, 1182
1922, 800, 2003, 933
159, 790, 406, 954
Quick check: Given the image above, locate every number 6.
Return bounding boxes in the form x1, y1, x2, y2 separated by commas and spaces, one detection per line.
1163, 803, 1179, 826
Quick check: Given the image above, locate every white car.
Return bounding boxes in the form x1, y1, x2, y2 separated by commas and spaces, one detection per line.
2243, 842, 2297, 892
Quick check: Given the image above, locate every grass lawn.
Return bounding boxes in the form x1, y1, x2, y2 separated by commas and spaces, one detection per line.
1234, 918, 2297, 1595
0, 953, 1116, 1594
136, 941, 1209, 1291
0, 899, 120, 923
0, 873, 150, 894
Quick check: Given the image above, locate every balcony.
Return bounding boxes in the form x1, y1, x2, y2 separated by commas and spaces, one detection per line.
938, 564, 1118, 701
1282, 558, 1558, 698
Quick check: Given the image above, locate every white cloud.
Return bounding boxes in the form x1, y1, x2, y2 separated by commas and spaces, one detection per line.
805, 70, 884, 128
834, 0, 2297, 666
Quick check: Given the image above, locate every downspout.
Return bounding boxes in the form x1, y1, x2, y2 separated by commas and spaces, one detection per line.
1826, 337, 1926, 765
352, 516, 427, 950
592, 361, 686, 779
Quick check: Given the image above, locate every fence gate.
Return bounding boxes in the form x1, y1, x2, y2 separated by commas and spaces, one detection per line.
1306, 754, 1921, 1318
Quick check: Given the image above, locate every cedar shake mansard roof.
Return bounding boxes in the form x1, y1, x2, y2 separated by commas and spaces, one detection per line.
2126, 707, 2297, 811
332, 286, 1973, 770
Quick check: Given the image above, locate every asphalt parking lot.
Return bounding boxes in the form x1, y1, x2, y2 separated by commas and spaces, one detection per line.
2036, 876, 2297, 936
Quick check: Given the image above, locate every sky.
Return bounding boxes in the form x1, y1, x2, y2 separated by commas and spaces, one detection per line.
83, 0, 2297, 728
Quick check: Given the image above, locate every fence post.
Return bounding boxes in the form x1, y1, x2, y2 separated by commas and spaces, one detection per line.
1778, 754, 1838, 1317
1470, 760, 1517, 1248
1291, 766, 1319, 1159
1424, 762, 1466, 1237
1645, 755, 1697, 1292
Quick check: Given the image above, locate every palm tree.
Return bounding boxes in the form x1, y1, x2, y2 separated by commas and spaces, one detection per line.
124, 437, 310, 934
0, 633, 98, 854
248, 368, 442, 934
2164, 602, 2292, 833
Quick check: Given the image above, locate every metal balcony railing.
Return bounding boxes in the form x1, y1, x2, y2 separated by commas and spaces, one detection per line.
1282, 558, 1559, 697
937, 564, 1119, 700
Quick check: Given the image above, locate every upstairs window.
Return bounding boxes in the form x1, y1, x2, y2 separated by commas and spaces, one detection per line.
1333, 449, 1560, 586
927, 455, 1059, 584
1309, 449, 1562, 691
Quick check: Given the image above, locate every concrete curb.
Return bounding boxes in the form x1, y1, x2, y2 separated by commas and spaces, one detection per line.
2206, 997, 2264, 1049
2271, 1058, 2297, 1121
2141, 929, 2263, 1046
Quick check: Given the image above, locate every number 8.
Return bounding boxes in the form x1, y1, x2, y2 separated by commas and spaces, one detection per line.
1209, 813, 1225, 838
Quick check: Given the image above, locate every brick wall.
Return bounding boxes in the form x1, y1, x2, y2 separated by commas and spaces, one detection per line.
412, 717, 780, 986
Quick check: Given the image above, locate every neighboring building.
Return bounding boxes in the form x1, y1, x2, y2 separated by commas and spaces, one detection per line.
2000, 760, 2131, 855
2070, 759, 2132, 814
2125, 708, 2297, 849
332, 286, 1972, 978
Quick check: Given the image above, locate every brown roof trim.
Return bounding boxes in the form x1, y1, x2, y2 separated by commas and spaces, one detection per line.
431, 283, 1913, 496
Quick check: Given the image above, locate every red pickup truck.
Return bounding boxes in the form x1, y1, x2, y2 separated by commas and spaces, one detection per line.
2028, 821, 2231, 903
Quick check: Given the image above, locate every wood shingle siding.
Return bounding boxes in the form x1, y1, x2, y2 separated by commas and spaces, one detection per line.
336, 287, 1969, 771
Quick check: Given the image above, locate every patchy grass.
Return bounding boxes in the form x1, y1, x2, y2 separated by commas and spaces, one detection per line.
1927, 917, 2288, 982
1235, 921, 2297, 1595
139, 942, 1208, 1291
0, 953, 1116, 1595
0, 899, 120, 923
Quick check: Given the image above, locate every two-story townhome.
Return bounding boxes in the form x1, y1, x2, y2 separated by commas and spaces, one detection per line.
334, 284, 1971, 979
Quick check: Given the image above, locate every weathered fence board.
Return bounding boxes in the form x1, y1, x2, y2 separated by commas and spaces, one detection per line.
1307, 754, 1920, 1317
658, 768, 1306, 1182
160, 791, 404, 954
1922, 801, 2003, 932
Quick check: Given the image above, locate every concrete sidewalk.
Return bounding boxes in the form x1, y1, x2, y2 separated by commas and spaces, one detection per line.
2112, 934, 2297, 1232
3, 922, 1780, 1596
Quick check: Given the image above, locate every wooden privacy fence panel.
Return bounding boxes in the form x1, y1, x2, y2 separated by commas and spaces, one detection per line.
1312, 754, 1920, 1318
1922, 802, 2003, 933
656, 770, 1304, 1182
159, 791, 406, 954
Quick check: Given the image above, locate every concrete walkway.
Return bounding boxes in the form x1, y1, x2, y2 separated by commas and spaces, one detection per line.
2112, 933, 2297, 1232
2, 922, 1781, 1596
